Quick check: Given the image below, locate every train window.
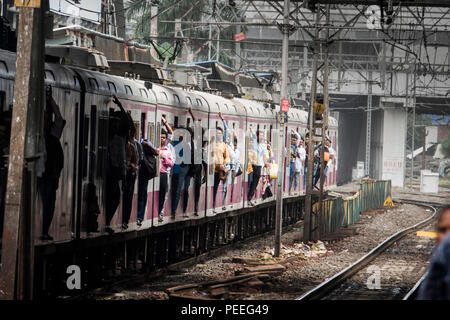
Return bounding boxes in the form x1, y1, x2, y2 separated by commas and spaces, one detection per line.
174, 116, 179, 128
45, 70, 55, 81
124, 85, 133, 95
141, 112, 146, 139
140, 89, 148, 98
89, 78, 99, 91
186, 97, 192, 105
148, 123, 155, 143
161, 92, 168, 101
187, 118, 191, 128
107, 81, 117, 93
133, 121, 140, 140
0, 61, 8, 74
224, 104, 229, 110
173, 94, 180, 104
232, 122, 235, 129
215, 103, 219, 110
89, 106, 97, 177
97, 116, 108, 178
196, 99, 202, 106
82, 115, 89, 179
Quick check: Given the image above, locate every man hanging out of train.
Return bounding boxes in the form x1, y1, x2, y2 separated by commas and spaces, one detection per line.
289, 129, 305, 194
121, 124, 138, 230
323, 137, 336, 185
158, 129, 175, 222
212, 123, 229, 214
312, 136, 331, 189
218, 112, 236, 209
36, 86, 66, 240
247, 128, 269, 206
303, 132, 311, 189
136, 136, 158, 227
170, 124, 194, 219
229, 130, 241, 207
188, 107, 207, 216
104, 95, 132, 234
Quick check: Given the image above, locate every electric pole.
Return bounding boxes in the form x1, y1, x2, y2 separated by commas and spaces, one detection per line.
0, 0, 47, 300
275, 0, 290, 257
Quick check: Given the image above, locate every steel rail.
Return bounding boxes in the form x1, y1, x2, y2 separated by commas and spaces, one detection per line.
403, 271, 428, 300
297, 200, 438, 300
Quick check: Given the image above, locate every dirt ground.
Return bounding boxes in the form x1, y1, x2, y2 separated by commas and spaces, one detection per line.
87, 200, 436, 300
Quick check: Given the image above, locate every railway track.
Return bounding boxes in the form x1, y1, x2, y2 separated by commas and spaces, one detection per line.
297, 200, 440, 300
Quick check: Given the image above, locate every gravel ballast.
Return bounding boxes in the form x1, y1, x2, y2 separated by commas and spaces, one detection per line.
89, 203, 435, 300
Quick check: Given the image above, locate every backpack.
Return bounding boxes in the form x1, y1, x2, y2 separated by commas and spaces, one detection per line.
140, 143, 157, 180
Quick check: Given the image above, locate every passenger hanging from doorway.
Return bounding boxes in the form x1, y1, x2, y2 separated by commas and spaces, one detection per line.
36, 85, 66, 241
229, 130, 241, 207
212, 123, 229, 214
219, 112, 235, 210
312, 136, 330, 190
158, 129, 174, 222
289, 129, 305, 195
136, 135, 158, 227
170, 123, 193, 219
247, 128, 269, 206
303, 132, 310, 189
188, 107, 207, 216
121, 124, 138, 230
104, 95, 132, 234
262, 142, 274, 200
323, 137, 335, 186
161, 116, 175, 220
0, 109, 12, 242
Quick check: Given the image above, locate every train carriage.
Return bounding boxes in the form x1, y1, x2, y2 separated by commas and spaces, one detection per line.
0, 48, 340, 261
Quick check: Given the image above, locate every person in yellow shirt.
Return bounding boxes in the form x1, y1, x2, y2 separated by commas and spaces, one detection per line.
212, 126, 229, 213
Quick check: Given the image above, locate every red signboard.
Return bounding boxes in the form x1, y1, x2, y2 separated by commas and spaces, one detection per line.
281, 99, 290, 112
234, 32, 246, 42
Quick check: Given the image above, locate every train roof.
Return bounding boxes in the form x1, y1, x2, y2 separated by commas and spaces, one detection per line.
72, 68, 157, 104
194, 91, 245, 117
0, 49, 81, 91
151, 84, 210, 114
233, 97, 276, 120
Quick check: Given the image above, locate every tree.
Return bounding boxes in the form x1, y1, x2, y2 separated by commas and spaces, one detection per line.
125, 0, 243, 65
442, 133, 450, 158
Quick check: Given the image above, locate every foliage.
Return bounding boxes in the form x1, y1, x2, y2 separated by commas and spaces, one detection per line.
125, 0, 243, 66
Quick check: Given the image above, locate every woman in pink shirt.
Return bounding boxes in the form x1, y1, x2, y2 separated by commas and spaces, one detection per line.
158, 129, 174, 222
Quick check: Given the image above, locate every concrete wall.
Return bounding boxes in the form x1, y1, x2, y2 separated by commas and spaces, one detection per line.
381, 105, 407, 187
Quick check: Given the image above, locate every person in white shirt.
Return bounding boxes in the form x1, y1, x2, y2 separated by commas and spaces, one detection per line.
247, 128, 269, 206
324, 137, 335, 184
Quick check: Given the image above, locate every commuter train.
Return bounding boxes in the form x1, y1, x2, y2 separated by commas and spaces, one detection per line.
0, 48, 338, 246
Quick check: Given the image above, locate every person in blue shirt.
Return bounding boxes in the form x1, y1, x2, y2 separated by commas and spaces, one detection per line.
418, 205, 450, 300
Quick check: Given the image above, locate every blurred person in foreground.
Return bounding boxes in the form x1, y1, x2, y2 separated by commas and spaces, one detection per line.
418, 205, 450, 300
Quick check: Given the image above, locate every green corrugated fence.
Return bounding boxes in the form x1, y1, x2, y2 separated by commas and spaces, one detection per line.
313, 179, 392, 237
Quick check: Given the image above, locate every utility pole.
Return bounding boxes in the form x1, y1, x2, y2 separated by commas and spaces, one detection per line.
365, 71, 373, 177
275, 0, 290, 258
422, 127, 427, 170
0, 0, 47, 300
304, 4, 330, 243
